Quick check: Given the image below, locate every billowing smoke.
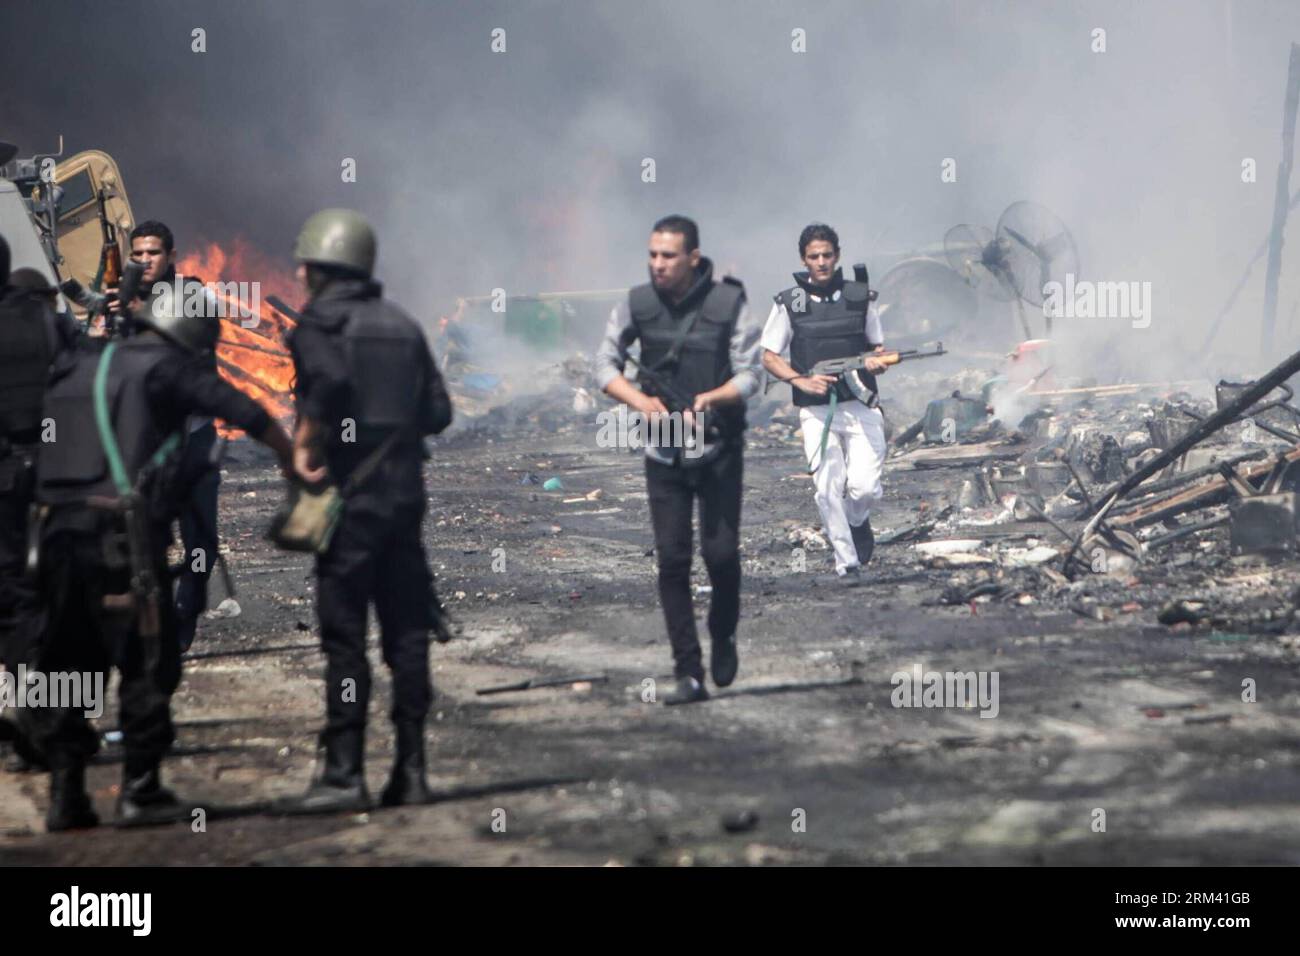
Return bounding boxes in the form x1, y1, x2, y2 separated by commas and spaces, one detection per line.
3, 0, 1300, 388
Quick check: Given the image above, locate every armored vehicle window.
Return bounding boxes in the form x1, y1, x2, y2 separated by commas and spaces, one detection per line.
55, 168, 96, 220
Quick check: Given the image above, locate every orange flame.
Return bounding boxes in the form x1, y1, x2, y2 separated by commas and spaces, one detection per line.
175, 239, 299, 437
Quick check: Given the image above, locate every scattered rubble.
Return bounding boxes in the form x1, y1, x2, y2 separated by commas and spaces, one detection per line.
417, 319, 1300, 642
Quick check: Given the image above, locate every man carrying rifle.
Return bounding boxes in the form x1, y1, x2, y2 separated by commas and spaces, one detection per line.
26, 286, 292, 831
761, 223, 889, 585
596, 215, 762, 705
113, 220, 223, 653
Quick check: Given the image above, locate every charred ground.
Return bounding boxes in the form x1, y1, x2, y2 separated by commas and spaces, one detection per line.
2, 369, 1300, 866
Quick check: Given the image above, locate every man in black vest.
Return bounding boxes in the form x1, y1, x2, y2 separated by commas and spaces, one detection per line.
596, 215, 762, 705
27, 285, 292, 831
281, 209, 453, 814
113, 220, 224, 654
0, 240, 76, 773
761, 223, 889, 584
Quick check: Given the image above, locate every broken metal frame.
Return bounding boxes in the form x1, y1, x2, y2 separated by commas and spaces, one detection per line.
1143, 513, 1230, 551
1062, 345, 1300, 571
1110, 447, 1300, 530
1099, 448, 1267, 515
1177, 383, 1300, 444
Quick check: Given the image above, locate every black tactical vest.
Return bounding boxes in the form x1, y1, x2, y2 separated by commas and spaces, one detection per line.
36, 338, 173, 506
628, 266, 747, 437
775, 270, 876, 408
302, 283, 426, 446
0, 291, 57, 440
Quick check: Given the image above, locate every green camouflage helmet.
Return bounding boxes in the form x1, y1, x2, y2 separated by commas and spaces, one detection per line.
293, 208, 376, 277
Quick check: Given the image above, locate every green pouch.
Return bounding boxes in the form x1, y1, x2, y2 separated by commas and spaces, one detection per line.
268, 414, 409, 554
268, 481, 344, 553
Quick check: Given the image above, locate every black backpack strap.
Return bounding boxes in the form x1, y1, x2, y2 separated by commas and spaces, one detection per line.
338, 427, 406, 497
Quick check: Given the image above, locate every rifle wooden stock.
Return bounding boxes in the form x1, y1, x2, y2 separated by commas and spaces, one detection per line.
809, 342, 947, 377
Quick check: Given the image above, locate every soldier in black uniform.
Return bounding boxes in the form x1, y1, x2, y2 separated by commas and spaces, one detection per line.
281, 209, 453, 813
7, 268, 81, 350
0, 242, 75, 772
595, 216, 762, 705
27, 289, 293, 831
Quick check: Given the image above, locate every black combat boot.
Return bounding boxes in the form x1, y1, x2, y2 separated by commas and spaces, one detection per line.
851, 516, 874, 566
46, 761, 99, 832
380, 721, 435, 807
0, 717, 48, 772
710, 633, 739, 688
430, 598, 460, 644
176, 614, 199, 655
278, 728, 371, 815
663, 675, 710, 706
115, 765, 185, 827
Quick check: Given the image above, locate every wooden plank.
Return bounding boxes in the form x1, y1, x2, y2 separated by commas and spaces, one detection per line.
893, 442, 1023, 469
1111, 445, 1300, 528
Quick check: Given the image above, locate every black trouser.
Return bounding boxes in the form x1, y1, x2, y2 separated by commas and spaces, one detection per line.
645, 443, 744, 681
173, 424, 221, 652
314, 482, 436, 744
21, 515, 180, 776
0, 446, 41, 672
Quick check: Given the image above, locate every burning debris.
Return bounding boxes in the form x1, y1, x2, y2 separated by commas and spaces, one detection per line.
175, 241, 301, 433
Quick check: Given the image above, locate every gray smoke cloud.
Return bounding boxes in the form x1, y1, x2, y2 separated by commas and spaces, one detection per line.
4, 0, 1300, 384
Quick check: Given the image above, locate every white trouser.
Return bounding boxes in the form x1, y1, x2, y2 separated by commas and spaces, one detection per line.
798, 401, 886, 574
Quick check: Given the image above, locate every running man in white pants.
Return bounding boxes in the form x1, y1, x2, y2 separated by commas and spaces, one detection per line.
761, 223, 890, 585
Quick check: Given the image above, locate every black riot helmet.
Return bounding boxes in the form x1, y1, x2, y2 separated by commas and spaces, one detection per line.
8, 267, 58, 301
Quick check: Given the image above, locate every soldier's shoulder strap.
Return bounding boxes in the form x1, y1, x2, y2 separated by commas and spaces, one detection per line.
842, 279, 872, 313
627, 282, 659, 326
847, 263, 879, 307
702, 276, 745, 325
773, 285, 802, 314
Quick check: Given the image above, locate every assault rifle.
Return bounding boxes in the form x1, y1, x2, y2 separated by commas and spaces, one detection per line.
621, 353, 722, 464
61, 258, 145, 337
808, 342, 948, 405
88, 492, 163, 677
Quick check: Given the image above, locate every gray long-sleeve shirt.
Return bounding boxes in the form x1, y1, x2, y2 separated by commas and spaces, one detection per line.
593, 292, 764, 465
593, 297, 764, 399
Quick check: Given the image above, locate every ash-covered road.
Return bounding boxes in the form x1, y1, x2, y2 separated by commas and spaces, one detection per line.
3, 414, 1300, 866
